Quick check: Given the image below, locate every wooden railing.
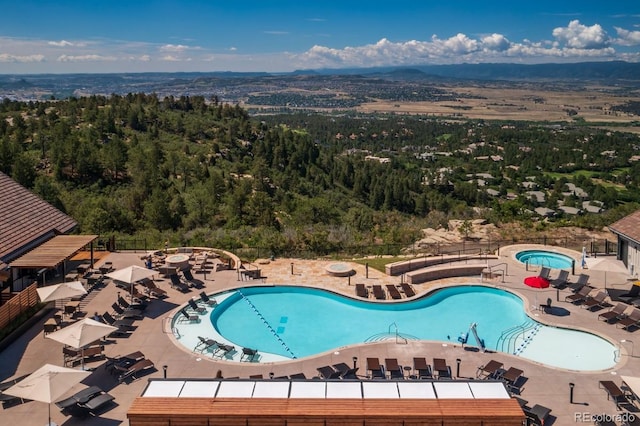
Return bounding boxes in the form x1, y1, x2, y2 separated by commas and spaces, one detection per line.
0, 282, 38, 330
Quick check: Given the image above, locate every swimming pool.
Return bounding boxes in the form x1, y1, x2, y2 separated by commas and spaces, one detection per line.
515, 249, 574, 269
172, 285, 617, 371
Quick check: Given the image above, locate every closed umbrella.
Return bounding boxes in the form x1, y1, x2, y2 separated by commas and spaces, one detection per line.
585, 256, 629, 287
46, 318, 117, 370
36, 281, 87, 303
3, 363, 90, 426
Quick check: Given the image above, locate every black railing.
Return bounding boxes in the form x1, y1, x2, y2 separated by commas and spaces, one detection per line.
103, 236, 616, 260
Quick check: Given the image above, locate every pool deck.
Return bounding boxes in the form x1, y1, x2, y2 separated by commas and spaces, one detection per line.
2, 243, 640, 425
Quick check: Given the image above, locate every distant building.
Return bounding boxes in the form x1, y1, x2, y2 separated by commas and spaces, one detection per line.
534, 207, 555, 218
609, 209, 640, 278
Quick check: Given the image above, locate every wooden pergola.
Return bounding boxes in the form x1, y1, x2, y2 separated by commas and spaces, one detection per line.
9, 235, 98, 278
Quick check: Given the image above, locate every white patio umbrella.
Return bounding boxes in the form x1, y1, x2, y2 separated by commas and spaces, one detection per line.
36, 281, 87, 303
3, 363, 90, 426
585, 256, 629, 287
45, 318, 117, 370
105, 265, 157, 298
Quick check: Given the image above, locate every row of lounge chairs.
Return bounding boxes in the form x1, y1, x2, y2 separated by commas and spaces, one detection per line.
355, 283, 416, 300
316, 363, 359, 380
55, 385, 115, 417
476, 359, 526, 395
194, 336, 235, 359
364, 357, 451, 380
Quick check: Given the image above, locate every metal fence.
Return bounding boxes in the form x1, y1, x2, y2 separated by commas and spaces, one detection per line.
108, 235, 616, 260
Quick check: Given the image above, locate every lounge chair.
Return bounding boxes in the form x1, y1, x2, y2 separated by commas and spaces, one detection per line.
198, 291, 217, 307
538, 267, 551, 280
413, 357, 432, 379
499, 367, 524, 392
75, 392, 115, 416
187, 299, 206, 314
550, 270, 569, 289
118, 295, 148, 311
112, 302, 143, 320
355, 283, 368, 298
340, 368, 359, 380
523, 403, 551, 426
106, 351, 145, 375
568, 274, 590, 292
367, 357, 385, 379
582, 291, 609, 311
194, 336, 219, 353
384, 358, 403, 379
169, 274, 190, 293
617, 307, 640, 331
177, 308, 200, 323
317, 365, 340, 379
141, 280, 168, 299
182, 268, 205, 289
118, 358, 155, 383
609, 283, 640, 304
289, 373, 307, 379
386, 285, 402, 300
372, 285, 386, 300
600, 380, 635, 410
598, 303, 628, 323
214, 343, 235, 359
433, 358, 451, 379
101, 312, 135, 336
400, 283, 416, 297
240, 347, 258, 362
55, 385, 104, 410
565, 285, 592, 304
477, 359, 503, 379
332, 363, 350, 375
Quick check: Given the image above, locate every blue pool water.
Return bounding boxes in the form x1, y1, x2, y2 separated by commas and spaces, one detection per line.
515, 249, 574, 269
174, 285, 617, 371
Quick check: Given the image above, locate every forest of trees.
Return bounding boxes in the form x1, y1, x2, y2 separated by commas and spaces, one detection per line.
1, 94, 639, 256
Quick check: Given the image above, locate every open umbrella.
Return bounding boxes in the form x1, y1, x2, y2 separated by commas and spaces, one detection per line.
585, 256, 629, 287
36, 281, 87, 303
45, 318, 117, 370
3, 363, 90, 426
106, 265, 157, 299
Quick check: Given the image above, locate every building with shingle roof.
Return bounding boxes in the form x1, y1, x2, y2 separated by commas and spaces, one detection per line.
0, 171, 77, 286
609, 209, 640, 278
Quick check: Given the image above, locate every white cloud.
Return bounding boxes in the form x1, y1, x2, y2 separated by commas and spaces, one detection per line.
57, 54, 117, 62
481, 34, 511, 51
552, 20, 610, 49
615, 27, 640, 46
0, 53, 45, 63
264, 31, 289, 35
48, 40, 72, 47
160, 44, 189, 52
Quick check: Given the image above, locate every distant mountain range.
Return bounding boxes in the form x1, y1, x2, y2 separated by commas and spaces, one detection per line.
1, 61, 640, 101
306, 61, 640, 81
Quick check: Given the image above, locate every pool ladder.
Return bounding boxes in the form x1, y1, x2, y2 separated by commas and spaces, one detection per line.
237, 290, 296, 359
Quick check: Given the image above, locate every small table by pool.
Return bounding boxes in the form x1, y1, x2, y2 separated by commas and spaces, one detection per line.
325, 263, 354, 277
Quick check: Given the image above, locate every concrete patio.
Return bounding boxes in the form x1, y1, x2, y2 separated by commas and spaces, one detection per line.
1, 244, 639, 425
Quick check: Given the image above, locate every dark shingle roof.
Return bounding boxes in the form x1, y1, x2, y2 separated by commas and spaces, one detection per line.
0, 171, 77, 263
609, 209, 640, 244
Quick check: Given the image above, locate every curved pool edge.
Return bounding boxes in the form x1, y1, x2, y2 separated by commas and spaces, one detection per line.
167, 281, 622, 373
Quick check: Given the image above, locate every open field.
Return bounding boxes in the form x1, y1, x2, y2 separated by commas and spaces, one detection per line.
357, 84, 640, 129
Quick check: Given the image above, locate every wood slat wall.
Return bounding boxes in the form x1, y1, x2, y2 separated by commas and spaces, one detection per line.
128, 397, 525, 426
0, 282, 38, 329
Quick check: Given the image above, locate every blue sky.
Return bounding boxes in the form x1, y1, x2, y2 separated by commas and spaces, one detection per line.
1, 0, 639, 74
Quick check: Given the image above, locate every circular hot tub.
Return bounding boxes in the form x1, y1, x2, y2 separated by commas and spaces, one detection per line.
325, 263, 355, 277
